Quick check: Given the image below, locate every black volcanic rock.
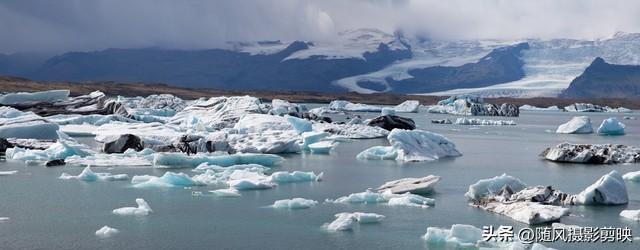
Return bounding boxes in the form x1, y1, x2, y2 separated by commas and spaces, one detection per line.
367, 115, 416, 130
103, 134, 144, 154
385, 43, 529, 93
561, 57, 640, 99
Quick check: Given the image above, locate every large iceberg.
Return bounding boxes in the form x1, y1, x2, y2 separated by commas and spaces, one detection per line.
268, 99, 306, 117
541, 143, 640, 164
153, 153, 284, 168
328, 100, 382, 112
428, 95, 519, 117
131, 172, 199, 188
0, 90, 70, 105
168, 96, 265, 131
570, 170, 628, 205
597, 117, 625, 135
0, 107, 60, 139
113, 198, 153, 216
454, 118, 516, 126
622, 171, 640, 182
329, 190, 435, 208
377, 175, 441, 194
271, 198, 318, 209
519, 105, 561, 111
357, 129, 461, 162
555, 116, 593, 134
312, 122, 388, 139
6, 136, 95, 162
393, 100, 420, 113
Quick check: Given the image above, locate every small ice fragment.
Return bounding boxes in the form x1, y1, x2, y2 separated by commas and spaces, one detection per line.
95, 225, 119, 238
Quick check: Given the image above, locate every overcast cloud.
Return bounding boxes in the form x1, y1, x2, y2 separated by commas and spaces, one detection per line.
1, 0, 639, 53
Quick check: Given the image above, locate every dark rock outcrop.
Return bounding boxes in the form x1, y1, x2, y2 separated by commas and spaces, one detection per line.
562, 57, 640, 99
45, 159, 65, 167
0, 138, 11, 154
367, 115, 416, 130
103, 134, 144, 154
541, 142, 640, 164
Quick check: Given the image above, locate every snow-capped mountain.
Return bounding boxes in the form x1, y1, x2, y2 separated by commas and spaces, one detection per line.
2, 29, 640, 98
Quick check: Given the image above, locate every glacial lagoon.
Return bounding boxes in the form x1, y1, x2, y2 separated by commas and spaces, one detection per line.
1, 107, 639, 250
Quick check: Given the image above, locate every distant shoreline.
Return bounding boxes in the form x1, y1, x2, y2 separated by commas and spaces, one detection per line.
2, 75, 639, 109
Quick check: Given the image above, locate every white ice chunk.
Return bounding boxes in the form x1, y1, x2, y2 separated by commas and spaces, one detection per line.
393, 100, 420, 113
0, 107, 60, 139
351, 212, 385, 223
228, 178, 275, 190
572, 170, 628, 205
312, 122, 388, 139
112, 198, 153, 216
597, 117, 625, 135
234, 114, 293, 133
64, 149, 155, 167
169, 96, 265, 130
465, 173, 527, 201
286, 115, 312, 134
328, 100, 381, 112
95, 225, 119, 238
377, 175, 440, 194
422, 224, 482, 248
271, 198, 318, 209
59, 166, 129, 182
330, 190, 435, 207
454, 117, 516, 126
308, 141, 337, 154
153, 153, 284, 168
358, 129, 461, 162
380, 107, 396, 116
0, 170, 18, 176
622, 171, 640, 182
356, 146, 397, 160
132, 172, 198, 188
556, 116, 593, 134
620, 210, 640, 221
327, 213, 357, 231
270, 171, 322, 183
0, 90, 69, 105
209, 188, 242, 197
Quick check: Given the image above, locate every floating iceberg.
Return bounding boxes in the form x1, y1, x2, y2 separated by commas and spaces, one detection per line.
59, 166, 129, 182
0, 170, 18, 176
0, 90, 69, 105
271, 198, 318, 209
169, 96, 265, 130
380, 107, 395, 116
329, 190, 435, 208
308, 141, 337, 154
301, 131, 330, 150
268, 99, 305, 117
622, 171, 640, 182
541, 143, 640, 164
270, 171, 323, 183
357, 129, 461, 162
113, 198, 153, 216
210, 188, 241, 197
312, 122, 388, 139
428, 95, 519, 117
571, 171, 628, 205
234, 114, 293, 133
132, 172, 198, 188
0, 107, 60, 139
519, 105, 561, 111
285, 115, 312, 134
564, 103, 607, 112
6, 136, 95, 162
464, 173, 528, 201
328, 100, 382, 112
64, 149, 155, 167
47, 114, 137, 126
555, 116, 593, 134
153, 153, 284, 168
597, 117, 625, 135
393, 100, 420, 113
620, 210, 640, 221
95, 225, 119, 238
94, 122, 183, 146
454, 118, 516, 126
326, 212, 384, 231
377, 175, 440, 194
422, 224, 482, 248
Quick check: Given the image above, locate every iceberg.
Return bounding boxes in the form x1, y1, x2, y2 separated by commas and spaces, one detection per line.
269, 171, 323, 183
234, 114, 293, 133
153, 153, 284, 168
112, 198, 153, 216
428, 95, 519, 117
328, 100, 382, 112
209, 188, 241, 197
597, 117, 625, 135
393, 100, 420, 113
422, 224, 482, 248
301, 131, 330, 150
454, 118, 516, 126
464, 173, 527, 201
376, 175, 440, 194
95, 225, 119, 238
0, 170, 18, 176
64, 149, 155, 167
541, 143, 640, 164
169, 96, 265, 130
132, 172, 198, 188
6, 137, 95, 162
271, 198, 318, 209
0, 107, 60, 139
228, 178, 275, 190
555, 116, 593, 134
330, 190, 435, 208
564, 103, 607, 112
268, 99, 305, 117
326, 212, 384, 231
94, 122, 183, 146
570, 171, 628, 205
622, 171, 640, 182
380, 107, 395, 116
313, 122, 388, 139
308, 141, 337, 154
285, 115, 312, 134
59, 166, 129, 182
0, 90, 70, 105
519, 105, 561, 111
357, 129, 461, 162
620, 210, 640, 221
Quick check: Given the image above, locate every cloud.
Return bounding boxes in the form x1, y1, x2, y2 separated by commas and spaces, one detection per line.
0, 0, 639, 53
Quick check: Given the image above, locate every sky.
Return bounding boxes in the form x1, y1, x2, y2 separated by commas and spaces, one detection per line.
1, 0, 640, 53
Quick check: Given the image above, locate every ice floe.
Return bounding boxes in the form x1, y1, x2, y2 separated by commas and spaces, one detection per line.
268, 99, 305, 117
541, 143, 640, 164
271, 198, 318, 209
380, 107, 395, 116
428, 95, 519, 117
113, 198, 153, 216
329, 190, 435, 208
64, 148, 155, 167
209, 188, 241, 197
59, 166, 129, 182
270, 171, 323, 183
328, 100, 382, 112
519, 105, 561, 111
597, 117, 625, 135
620, 209, 640, 221
308, 141, 337, 154
422, 224, 556, 249
132, 172, 199, 188
153, 153, 284, 168
95, 225, 119, 238
622, 171, 640, 182
454, 117, 516, 126
564, 103, 632, 113
6, 135, 95, 162
357, 129, 461, 162
555, 116, 593, 134
0, 90, 70, 105
376, 175, 440, 194
0, 170, 18, 176
0, 107, 60, 139
326, 212, 385, 231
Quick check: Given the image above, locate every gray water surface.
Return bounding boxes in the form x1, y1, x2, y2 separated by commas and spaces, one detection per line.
1, 109, 639, 249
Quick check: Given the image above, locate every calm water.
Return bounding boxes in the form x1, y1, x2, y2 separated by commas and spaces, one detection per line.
1, 108, 639, 250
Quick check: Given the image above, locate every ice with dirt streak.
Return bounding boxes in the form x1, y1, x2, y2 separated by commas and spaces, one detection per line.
357, 129, 461, 162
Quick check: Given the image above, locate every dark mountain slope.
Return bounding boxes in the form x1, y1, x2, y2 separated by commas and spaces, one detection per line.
562, 57, 640, 99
